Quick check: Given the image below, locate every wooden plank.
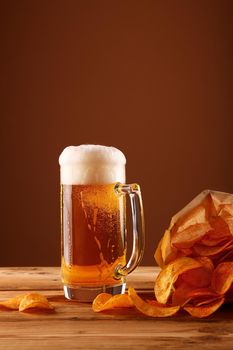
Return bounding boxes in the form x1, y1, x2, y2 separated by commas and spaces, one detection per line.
0, 309, 233, 349
0, 266, 158, 291
0, 267, 232, 350
0, 267, 62, 291
0, 337, 232, 350
0, 293, 233, 323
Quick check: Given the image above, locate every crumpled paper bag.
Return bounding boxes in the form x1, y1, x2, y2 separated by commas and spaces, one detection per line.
155, 190, 233, 267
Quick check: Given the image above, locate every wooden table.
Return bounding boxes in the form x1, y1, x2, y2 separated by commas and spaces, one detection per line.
0, 267, 232, 349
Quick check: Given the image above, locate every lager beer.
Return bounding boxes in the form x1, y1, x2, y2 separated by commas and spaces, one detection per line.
61, 183, 126, 285
59, 145, 145, 301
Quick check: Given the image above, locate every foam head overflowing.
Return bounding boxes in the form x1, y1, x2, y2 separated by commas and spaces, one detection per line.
59, 145, 126, 185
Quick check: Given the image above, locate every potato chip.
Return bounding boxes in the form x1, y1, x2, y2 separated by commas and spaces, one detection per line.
180, 257, 214, 288
92, 293, 111, 311
211, 262, 233, 295
195, 297, 220, 307
92, 293, 133, 312
172, 223, 211, 249
145, 299, 160, 306
172, 282, 218, 307
187, 288, 218, 300
153, 190, 233, 318
184, 297, 224, 318
197, 256, 214, 270
200, 235, 229, 247
219, 205, 233, 235
19, 293, 54, 312
154, 236, 163, 267
187, 288, 219, 307
128, 287, 180, 317
0, 294, 25, 310
180, 248, 193, 255
155, 230, 179, 267
193, 240, 233, 257
172, 282, 193, 306
226, 285, 233, 303
217, 245, 233, 264
154, 257, 202, 304
160, 230, 178, 266
200, 217, 231, 247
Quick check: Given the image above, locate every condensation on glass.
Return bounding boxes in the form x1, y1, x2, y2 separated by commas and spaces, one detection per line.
59, 145, 145, 302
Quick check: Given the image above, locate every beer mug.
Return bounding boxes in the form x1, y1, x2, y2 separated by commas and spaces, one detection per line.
59, 145, 145, 301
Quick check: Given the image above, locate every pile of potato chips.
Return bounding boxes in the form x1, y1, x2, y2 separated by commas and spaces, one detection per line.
93, 190, 233, 318
0, 293, 54, 312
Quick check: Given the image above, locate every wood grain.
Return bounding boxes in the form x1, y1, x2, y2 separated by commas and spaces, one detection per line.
0, 267, 232, 350
0, 266, 157, 291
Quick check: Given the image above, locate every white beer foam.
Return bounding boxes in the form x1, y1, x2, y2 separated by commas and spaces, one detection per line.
59, 145, 126, 184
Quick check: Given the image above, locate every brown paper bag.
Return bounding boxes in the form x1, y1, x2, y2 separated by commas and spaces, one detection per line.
155, 190, 233, 267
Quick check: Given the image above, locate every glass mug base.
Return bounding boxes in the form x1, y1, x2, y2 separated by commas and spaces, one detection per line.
63, 283, 126, 302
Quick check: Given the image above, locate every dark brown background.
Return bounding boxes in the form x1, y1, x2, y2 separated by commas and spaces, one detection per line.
1, 1, 233, 267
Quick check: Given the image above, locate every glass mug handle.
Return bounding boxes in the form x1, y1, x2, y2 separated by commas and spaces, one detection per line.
114, 183, 145, 279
